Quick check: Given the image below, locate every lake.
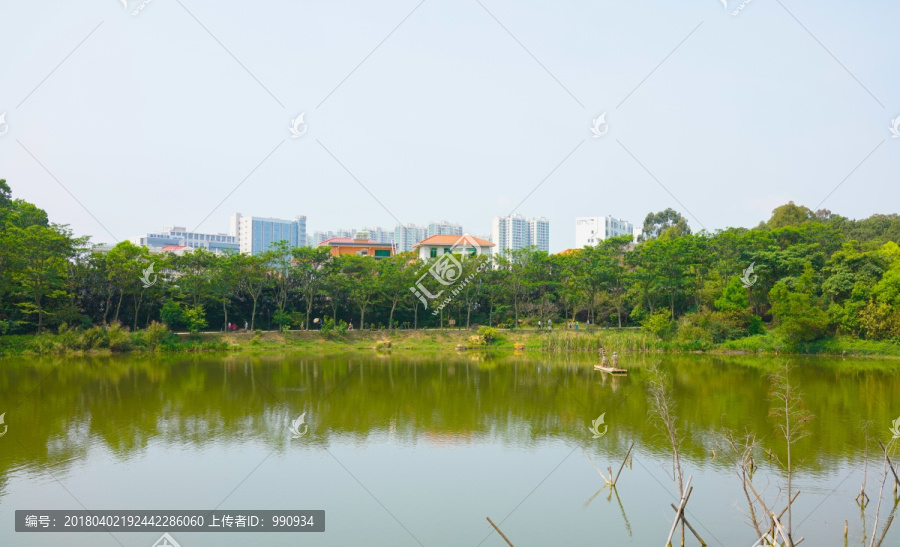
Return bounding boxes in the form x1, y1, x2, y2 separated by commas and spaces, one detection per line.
0, 352, 898, 546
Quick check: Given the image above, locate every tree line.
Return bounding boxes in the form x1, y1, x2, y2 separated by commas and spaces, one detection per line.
2, 179, 900, 346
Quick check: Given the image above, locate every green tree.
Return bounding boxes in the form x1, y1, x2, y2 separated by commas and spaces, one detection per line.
105, 241, 149, 324
183, 305, 208, 334
210, 253, 241, 331
3, 224, 79, 331
378, 252, 417, 329
236, 253, 269, 330
342, 256, 379, 329
767, 282, 829, 344
639, 208, 691, 241
715, 277, 749, 312
766, 201, 814, 229
293, 246, 332, 330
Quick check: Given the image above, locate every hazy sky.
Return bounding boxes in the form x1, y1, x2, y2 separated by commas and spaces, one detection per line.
1, 0, 898, 252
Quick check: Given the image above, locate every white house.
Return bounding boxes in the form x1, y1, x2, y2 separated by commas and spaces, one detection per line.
412, 234, 494, 261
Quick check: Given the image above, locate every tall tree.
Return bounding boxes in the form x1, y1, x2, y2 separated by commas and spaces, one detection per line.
342, 255, 379, 329
639, 208, 691, 242
378, 252, 416, 329
293, 246, 332, 330
237, 253, 269, 330
4, 225, 78, 331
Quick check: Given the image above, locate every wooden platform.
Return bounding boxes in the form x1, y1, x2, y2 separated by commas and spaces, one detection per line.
594, 365, 627, 374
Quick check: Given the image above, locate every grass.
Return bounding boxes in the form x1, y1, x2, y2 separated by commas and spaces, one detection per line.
540, 329, 665, 353
721, 333, 900, 357
2, 325, 899, 359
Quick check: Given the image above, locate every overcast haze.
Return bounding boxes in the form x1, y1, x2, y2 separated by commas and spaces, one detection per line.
0, 0, 898, 252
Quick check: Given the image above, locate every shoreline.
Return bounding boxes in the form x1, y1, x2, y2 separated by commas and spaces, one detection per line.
2, 328, 899, 359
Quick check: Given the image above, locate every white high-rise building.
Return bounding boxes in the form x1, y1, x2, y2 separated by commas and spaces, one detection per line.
574, 216, 637, 248
394, 224, 428, 253
427, 220, 463, 238
492, 215, 549, 255
529, 217, 550, 253
230, 213, 307, 255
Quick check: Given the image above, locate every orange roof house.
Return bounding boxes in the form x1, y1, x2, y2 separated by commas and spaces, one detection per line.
318, 234, 394, 259
412, 234, 494, 260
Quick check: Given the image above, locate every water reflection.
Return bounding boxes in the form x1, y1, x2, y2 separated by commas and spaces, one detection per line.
0, 352, 898, 481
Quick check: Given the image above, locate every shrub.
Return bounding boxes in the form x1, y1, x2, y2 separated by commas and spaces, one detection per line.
321, 317, 348, 335
57, 323, 83, 351
768, 282, 830, 344
477, 326, 500, 345
82, 326, 109, 349
29, 334, 59, 354
134, 321, 172, 351
675, 319, 714, 350
183, 306, 208, 335
642, 311, 675, 339
107, 323, 133, 353
160, 300, 185, 330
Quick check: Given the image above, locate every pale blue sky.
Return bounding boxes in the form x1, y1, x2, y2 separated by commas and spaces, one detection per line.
1, 0, 898, 252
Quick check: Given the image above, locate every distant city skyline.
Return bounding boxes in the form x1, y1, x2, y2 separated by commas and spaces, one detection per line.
3, 2, 897, 253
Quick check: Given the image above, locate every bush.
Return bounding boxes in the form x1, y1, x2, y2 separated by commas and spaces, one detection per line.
133, 321, 173, 351
160, 300, 184, 330
57, 323, 83, 351
107, 323, 134, 353
183, 306, 208, 335
82, 326, 109, 349
477, 326, 500, 345
321, 317, 348, 335
675, 321, 713, 350
675, 309, 754, 346
768, 282, 830, 344
29, 334, 58, 354
642, 311, 675, 339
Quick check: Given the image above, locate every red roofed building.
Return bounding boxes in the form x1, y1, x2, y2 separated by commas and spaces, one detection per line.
318, 233, 394, 258
412, 234, 494, 261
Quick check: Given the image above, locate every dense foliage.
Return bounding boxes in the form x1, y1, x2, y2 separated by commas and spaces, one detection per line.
2, 181, 899, 349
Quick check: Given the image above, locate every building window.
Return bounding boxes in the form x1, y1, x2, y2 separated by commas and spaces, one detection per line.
430, 248, 437, 258
374, 249, 391, 258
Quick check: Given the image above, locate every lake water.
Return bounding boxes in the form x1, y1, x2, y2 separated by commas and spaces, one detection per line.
0, 352, 898, 546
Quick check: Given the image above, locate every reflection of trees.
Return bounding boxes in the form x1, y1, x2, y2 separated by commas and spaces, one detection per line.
0, 353, 897, 483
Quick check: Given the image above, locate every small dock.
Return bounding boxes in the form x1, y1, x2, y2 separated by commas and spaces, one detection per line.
594, 365, 627, 374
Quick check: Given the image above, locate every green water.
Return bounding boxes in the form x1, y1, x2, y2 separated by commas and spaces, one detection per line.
0, 352, 898, 546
